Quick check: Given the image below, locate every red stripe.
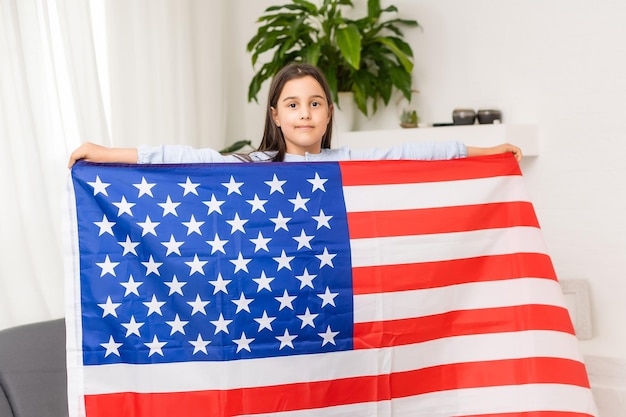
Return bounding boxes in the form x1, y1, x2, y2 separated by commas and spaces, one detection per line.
339, 154, 522, 186
84, 357, 588, 417
354, 304, 575, 349
353, 253, 557, 295
347, 202, 540, 239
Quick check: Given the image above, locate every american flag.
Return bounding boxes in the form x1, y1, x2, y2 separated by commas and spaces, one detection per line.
65, 155, 597, 417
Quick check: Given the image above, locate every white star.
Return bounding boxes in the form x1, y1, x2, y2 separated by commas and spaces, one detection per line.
319, 325, 339, 346
141, 255, 163, 276
293, 229, 314, 250
94, 215, 115, 236
182, 214, 204, 235
232, 293, 253, 313
307, 172, 328, 192
164, 275, 186, 296
276, 329, 297, 350
288, 192, 310, 212
185, 254, 208, 275
143, 294, 165, 316
178, 177, 200, 196
270, 211, 291, 232
254, 311, 276, 332
166, 314, 189, 335
87, 176, 110, 196
112, 196, 135, 216
297, 307, 319, 328
121, 316, 144, 337
265, 174, 286, 194
98, 296, 121, 318
252, 271, 274, 292
316, 247, 337, 268
145, 335, 167, 357
226, 213, 248, 234
189, 334, 211, 354
133, 177, 155, 197
230, 252, 251, 273
206, 233, 228, 254
312, 209, 333, 229
161, 234, 184, 256
100, 336, 122, 357
203, 194, 225, 215
188, 294, 210, 315
96, 255, 119, 277
318, 286, 339, 307
233, 332, 254, 353
118, 235, 139, 256
120, 274, 143, 296
210, 313, 232, 334
295, 268, 317, 289
158, 196, 180, 217
208, 273, 231, 294
222, 175, 244, 195
250, 231, 271, 252
246, 194, 268, 213
137, 215, 159, 236
273, 250, 294, 271
275, 289, 296, 311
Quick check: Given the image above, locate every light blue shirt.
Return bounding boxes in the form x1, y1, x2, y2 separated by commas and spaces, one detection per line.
137, 141, 467, 164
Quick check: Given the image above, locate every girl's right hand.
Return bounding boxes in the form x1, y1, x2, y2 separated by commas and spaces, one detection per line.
68, 142, 138, 168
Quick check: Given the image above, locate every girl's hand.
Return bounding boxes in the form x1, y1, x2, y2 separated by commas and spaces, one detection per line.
466, 143, 522, 162
68, 142, 138, 168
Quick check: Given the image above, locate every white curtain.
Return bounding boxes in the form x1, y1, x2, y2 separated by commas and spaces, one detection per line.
0, 0, 226, 330
104, 0, 226, 149
0, 0, 103, 329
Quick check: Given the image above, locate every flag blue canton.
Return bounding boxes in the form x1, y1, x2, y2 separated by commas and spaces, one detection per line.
72, 162, 354, 365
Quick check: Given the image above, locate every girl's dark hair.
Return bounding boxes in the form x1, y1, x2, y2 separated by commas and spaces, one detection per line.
256, 63, 334, 162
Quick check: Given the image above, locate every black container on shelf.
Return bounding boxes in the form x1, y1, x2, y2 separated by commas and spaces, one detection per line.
452, 108, 476, 125
477, 109, 502, 124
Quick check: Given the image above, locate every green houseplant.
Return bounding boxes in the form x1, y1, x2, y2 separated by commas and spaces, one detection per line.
246, 0, 419, 116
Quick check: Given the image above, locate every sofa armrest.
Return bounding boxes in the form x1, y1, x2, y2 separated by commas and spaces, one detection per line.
0, 319, 68, 417
0, 383, 13, 417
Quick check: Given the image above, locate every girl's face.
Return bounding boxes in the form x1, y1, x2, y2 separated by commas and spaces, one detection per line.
271, 75, 332, 155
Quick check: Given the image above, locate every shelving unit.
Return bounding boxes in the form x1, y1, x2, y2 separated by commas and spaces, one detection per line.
335, 124, 539, 156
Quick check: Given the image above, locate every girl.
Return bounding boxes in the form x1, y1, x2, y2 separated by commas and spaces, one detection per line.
68, 63, 521, 167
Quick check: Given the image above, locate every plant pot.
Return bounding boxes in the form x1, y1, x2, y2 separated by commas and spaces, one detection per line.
334, 92, 356, 133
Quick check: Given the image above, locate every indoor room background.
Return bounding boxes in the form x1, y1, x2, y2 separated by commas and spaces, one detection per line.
1, 0, 625, 414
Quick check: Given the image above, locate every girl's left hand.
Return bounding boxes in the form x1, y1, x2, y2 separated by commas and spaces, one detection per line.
467, 143, 522, 162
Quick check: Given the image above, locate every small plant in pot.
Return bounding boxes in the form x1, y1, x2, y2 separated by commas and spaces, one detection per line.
246, 0, 419, 117
400, 109, 418, 128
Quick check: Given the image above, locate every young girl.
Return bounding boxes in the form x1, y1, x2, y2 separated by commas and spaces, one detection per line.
68, 63, 521, 167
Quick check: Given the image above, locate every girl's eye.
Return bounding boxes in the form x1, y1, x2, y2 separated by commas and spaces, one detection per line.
311, 101, 320, 107
288, 103, 297, 109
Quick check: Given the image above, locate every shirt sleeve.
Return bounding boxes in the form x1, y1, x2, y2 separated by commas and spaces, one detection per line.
342, 141, 467, 161
137, 145, 241, 164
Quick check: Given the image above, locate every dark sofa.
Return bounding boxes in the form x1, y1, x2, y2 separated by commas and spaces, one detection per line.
0, 319, 68, 417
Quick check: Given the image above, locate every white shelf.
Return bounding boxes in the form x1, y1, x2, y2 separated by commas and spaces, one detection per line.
335, 124, 539, 156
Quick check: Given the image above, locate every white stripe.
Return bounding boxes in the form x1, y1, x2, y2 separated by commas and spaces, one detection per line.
354, 277, 566, 323
238, 384, 597, 417
350, 226, 547, 268
343, 176, 530, 213
63, 178, 87, 417
83, 330, 582, 394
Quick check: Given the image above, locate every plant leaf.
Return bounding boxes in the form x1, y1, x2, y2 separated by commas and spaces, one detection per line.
336, 24, 361, 69
376, 37, 413, 73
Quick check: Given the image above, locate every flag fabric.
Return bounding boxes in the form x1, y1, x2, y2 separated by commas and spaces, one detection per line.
65, 154, 598, 417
